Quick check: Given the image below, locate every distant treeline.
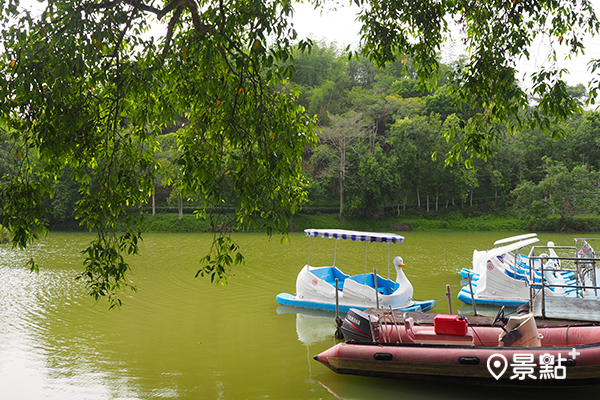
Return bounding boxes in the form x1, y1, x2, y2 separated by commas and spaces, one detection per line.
2, 41, 599, 232
291, 41, 600, 230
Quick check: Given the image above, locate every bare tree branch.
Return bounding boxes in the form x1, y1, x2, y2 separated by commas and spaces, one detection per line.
161, 5, 184, 60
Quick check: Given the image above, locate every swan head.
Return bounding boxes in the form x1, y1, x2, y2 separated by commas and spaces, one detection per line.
392, 256, 413, 300
393, 256, 405, 268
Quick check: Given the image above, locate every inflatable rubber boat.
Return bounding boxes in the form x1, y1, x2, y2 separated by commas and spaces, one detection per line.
315, 307, 600, 387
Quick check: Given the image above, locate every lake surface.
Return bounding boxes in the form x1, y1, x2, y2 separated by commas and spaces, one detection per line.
0, 230, 598, 399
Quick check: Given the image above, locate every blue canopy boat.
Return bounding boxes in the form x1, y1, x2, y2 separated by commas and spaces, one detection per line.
276, 229, 436, 313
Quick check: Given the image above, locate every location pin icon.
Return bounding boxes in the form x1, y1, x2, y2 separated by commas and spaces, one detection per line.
487, 354, 508, 380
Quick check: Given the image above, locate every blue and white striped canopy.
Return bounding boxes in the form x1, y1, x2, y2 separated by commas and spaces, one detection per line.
304, 229, 404, 244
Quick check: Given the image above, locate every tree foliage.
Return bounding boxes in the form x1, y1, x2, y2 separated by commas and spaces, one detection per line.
355, 0, 600, 164
2, 0, 600, 305
0, 0, 317, 307
513, 158, 600, 227
293, 41, 600, 221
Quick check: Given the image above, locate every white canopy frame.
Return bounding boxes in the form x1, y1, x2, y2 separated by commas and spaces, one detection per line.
304, 229, 405, 280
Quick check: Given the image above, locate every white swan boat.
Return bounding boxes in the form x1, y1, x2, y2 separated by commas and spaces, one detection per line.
457, 234, 582, 307
276, 229, 436, 313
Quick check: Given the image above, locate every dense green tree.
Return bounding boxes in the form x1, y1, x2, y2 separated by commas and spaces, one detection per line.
391, 78, 425, 98
344, 145, 396, 216
3, 0, 600, 306
0, 0, 317, 306
51, 166, 80, 222
291, 41, 351, 120
346, 58, 377, 88
292, 41, 342, 87
513, 158, 600, 228
388, 114, 442, 208
0, 132, 19, 179
424, 85, 461, 121
564, 112, 600, 169
356, 0, 600, 163
317, 111, 368, 214
386, 95, 425, 119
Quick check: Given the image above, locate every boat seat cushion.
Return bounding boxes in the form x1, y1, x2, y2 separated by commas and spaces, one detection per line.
412, 331, 474, 346
311, 267, 349, 288
349, 273, 399, 295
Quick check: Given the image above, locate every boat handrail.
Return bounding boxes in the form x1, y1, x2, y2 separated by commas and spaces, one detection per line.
527, 245, 578, 259
527, 248, 599, 319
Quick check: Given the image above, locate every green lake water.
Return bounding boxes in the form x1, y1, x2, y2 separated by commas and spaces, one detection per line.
0, 230, 598, 399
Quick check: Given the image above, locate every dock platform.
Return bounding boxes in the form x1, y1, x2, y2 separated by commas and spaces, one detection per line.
532, 295, 600, 323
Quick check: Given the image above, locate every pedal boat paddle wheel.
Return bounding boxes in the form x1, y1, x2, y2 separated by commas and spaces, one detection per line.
276, 229, 436, 313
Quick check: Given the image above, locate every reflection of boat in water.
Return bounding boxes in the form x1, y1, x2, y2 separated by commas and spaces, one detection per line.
315, 307, 600, 387
276, 306, 339, 346
457, 234, 582, 307
276, 229, 436, 313
295, 313, 335, 346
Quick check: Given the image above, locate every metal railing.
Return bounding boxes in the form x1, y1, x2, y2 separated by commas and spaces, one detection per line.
527, 242, 600, 319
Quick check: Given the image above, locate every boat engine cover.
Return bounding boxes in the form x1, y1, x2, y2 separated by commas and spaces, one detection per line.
341, 308, 379, 343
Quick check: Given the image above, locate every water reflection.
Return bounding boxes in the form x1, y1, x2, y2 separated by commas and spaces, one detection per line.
277, 306, 339, 346
1, 231, 599, 399
315, 372, 600, 400
0, 240, 124, 400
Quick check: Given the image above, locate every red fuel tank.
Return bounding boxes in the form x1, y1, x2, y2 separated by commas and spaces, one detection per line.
433, 314, 468, 336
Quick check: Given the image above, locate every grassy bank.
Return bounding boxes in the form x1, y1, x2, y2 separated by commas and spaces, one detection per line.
47, 211, 600, 234
125, 212, 600, 234
290, 213, 528, 232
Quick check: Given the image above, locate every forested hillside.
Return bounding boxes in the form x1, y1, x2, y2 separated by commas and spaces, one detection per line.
292, 42, 600, 226
2, 41, 599, 231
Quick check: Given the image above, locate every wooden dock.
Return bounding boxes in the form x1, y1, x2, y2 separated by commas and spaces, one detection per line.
532, 296, 600, 323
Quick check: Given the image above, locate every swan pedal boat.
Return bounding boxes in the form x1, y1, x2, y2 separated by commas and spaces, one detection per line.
457, 234, 585, 307
315, 308, 600, 387
276, 229, 436, 313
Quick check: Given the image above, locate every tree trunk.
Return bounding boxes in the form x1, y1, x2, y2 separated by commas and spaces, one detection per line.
152, 189, 156, 216
436, 190, 439, 212
426, 194, 430, 212
339, 138, 346, 215
339, 176, 344, 215
416, 185, 421, 208
369, 121, 376, 155
178, 194, 183, 220
403, 194, 407, 211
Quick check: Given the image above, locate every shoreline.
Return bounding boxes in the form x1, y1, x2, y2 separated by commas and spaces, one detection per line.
48, 212, 600, 234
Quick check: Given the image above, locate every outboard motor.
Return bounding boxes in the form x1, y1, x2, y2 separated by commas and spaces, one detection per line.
341, 308, 379, 343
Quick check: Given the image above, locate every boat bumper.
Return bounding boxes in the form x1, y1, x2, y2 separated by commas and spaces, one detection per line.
276, 292, 436, 313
